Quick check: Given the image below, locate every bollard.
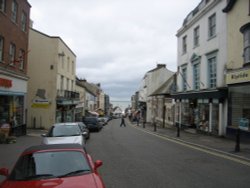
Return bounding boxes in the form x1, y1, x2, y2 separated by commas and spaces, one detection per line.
154, 123, 157, 132
235, 128, 240, 152
177, 123, 180, 137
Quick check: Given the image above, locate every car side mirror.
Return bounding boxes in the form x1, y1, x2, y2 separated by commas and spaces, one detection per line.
82, 132, 88, 136
94, 160, 103, 171
0, 168, 9, 177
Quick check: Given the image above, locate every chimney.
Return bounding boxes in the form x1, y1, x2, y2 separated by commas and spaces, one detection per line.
157, 64, 166, 68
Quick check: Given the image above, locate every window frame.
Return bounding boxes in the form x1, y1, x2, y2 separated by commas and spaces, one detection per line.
193, 26, 200, 47
182, 35, 187, 54
193, 62, 200, 90
18, 49, 25, 70
11, 0, 18, 23
9, 43, 16, 66
182, 66, 188, 91
0, 0, 6, 12
208, 13, 216, 39
21, 11, 27, 32
240, 23, 250, 65
0, 36, 3, 62
207, 52, 217, 89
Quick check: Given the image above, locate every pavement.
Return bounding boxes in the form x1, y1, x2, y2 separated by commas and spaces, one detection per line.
128, 120, 250, 163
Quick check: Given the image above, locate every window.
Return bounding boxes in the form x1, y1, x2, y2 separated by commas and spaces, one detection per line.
240, 23, 250, 64
182, 67, 187, 91
11, 0, 18, 23
182, 36, 187, 54
208, 13, 216, 38
21, 11, 27, 32
18, 49, 25, 69
60, 75, 64, 90
0, 0, 6, 12
207, 52, 217, 88
72, 61, 74, 74
66, 78, 69, 90
193, 26, 200, 47
0, 36, 3, 62
67, 57, 70, 72
193, 63, 200, 90
9, 43, 16, 66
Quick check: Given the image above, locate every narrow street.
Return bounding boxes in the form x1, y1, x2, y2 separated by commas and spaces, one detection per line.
1, 119, 250, 187
87, 119, 250, 188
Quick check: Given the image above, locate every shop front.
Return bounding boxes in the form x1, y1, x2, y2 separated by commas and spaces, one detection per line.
0, 76, 27, 136
173, 89, 227, 136
226, 68, 250, 140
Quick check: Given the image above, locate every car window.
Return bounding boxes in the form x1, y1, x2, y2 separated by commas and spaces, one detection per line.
9, 151, 91, 180
48, 125, 81, 137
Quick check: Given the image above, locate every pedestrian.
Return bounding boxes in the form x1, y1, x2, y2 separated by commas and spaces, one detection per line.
120, 116, 126, 127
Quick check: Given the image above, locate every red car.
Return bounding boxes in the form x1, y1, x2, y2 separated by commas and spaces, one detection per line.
0, 144, 105, 188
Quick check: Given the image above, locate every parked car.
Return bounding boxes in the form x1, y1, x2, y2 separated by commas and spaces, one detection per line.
98, 117, 108, 126
41, 123, 86, 150
76, 122, 90, 140
0, 144, 105, 188
83, 117, 102, 132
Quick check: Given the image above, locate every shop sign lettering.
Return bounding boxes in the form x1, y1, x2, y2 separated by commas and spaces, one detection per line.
0, 78, 12, 88
226, 69, 250, 84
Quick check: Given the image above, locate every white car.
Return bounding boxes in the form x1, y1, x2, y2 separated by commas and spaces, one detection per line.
41, 123, 86, 151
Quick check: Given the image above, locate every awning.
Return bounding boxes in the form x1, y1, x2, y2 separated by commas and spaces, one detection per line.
171, 88, 228, 99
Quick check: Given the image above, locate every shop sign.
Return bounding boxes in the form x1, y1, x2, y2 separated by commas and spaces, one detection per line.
226, 69, 250, 84
32, 99, 50, 108
0, 78, 12, 88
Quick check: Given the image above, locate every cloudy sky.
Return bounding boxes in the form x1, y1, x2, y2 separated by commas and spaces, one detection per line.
28, 0, 201, 102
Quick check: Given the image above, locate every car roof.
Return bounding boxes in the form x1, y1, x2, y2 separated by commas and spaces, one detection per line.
53, 122, 78, 126
23, 144, 84, 154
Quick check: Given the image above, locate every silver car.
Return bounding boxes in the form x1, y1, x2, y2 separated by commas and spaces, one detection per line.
41, 123, 86, 151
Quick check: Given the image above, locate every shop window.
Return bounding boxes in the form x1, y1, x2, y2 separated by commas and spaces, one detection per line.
197, 99, 209, 132
0, 95, 24, 127
229, 85, 250, 130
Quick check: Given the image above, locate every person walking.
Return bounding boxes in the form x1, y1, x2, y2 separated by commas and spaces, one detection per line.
120, 116, 126, 127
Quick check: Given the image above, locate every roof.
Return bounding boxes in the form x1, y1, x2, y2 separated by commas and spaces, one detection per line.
149, 75, 176, 96
23, 144, 84, 154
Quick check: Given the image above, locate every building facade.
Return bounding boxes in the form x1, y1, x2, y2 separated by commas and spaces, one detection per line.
174, 0, 228, 136
223, 0, 250, 137
138, 64, 174, 123
0, 0, 30, 135
27, 28, 78, 129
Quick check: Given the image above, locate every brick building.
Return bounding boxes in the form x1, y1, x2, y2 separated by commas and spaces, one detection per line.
0, 0, 31, 135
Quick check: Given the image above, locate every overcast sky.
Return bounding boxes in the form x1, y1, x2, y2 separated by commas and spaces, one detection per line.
28, 0, 201, 102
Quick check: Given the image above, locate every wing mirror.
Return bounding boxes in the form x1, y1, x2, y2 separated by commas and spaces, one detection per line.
94, 160, 103, 171
0, 168, 9, 177
82, 132, 88, 136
